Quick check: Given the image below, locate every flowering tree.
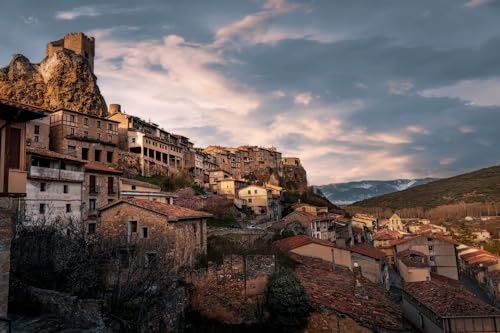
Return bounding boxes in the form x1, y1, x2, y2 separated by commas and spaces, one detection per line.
174, 187, 203, 210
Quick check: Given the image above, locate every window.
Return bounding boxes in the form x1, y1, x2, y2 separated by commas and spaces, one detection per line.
7, 127, 21, 169
89, 199, 96, 211
108, 177, 114, 194
68, 145, 76, 153
248, 190, 251, 194
63, 185, 68, 193
94, 149, 101, 162
88, 223, 96, 234
108, 123, 113, 131
70, 127, 75, 135
141, 227, 149, 239
89, 175, 97, 193
40, 182, 46, 192
108, 135, 112, 142
129, 221, 138, 233
83, 131, 88, 138
34, 135, 39, 142
131, 185, 136, 190
66, 204, 71, 213
429, 256, 435, 262
84, 118, 89, 126
428, 245, 433, 251
97, 121, 101, 128
131, 138, 136, 143
107, 151, 113, 163
34, 125, 40, 134
82, 148, 89, 160
97, 133, 101, 140
254, 190, 258, 194
70, 115, 75, 122
39, 203, 46, 214
248, 198, 252, 203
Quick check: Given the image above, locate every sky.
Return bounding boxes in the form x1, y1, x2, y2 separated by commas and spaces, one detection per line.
2, 0, 500, 185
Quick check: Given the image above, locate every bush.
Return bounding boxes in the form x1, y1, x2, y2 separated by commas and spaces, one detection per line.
266, 270, 311, 332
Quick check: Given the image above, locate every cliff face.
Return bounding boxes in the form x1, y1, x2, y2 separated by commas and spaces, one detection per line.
282, 164, 308, 193
0, 50, 107, 116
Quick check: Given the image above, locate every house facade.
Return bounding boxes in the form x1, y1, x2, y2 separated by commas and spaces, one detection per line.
49, 109, 120, 165
24, 148, 85, 225
98, 199, 211, 271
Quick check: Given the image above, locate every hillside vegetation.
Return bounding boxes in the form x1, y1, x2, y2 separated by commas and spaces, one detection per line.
351, 165, 500, 210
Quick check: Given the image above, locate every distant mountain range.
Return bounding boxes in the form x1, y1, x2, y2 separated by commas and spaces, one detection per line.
350, 165, 500, 210
315, 178, 437, 205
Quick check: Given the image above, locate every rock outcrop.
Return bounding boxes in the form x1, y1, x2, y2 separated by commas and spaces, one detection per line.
282, 163, 308, 193
0, 50, 107, 116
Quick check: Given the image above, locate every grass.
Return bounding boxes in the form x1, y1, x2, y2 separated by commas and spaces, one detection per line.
351, 164, 500, 210
207, 216, 238, 228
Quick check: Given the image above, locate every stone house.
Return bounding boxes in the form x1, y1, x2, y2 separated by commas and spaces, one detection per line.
24, 147, 85, 225
292, 203, 328, 216
208, 169, 232, 192
238, 185, 280, 219
282, 211, 353, 244
393, 233, 459, 280
98, 198, 211, 271
350, 244, 389, 289
119, 178, 175, 204
217, 178, 247, 200
403, 274, 500, 333
396, 249, 430, 283
387, 214, 404, 231
0, 99, 47, 333
373, 229, 405, 265
351, 213, 377, 230
49, 109, 120, 165
25, 111, 51, 150
185, 149, 205, 185
83, 162, 122, 233
276, 235, 352, 270
108, 104, 185, 176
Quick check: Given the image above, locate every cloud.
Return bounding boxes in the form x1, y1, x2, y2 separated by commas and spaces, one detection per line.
440, 157, 457, 165
294, 92, 314, 105
459, 126, 476, 134
464, 0, 494, 8
407, 125, 430, 135
55, 5, 143, 20
420, 78, 500, 106
21, 16, 38, 25
55, 6, 101, 20
386, 80, 414, 95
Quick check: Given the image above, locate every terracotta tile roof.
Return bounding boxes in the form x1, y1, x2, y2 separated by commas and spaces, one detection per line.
404, 274, 500, 317
350, 244, 386, 260
26, 147, 84, 163
85, 162, 123, 174
0, 98, 48, 113
121, 177, 161, 190
275, 235, 340, 252
392, 232, 458, 247
460, 250, 494, 261
373, 229, 403, 241
293, 255, 404, 331
101, 198, 212, 221
396, 249, 429, 268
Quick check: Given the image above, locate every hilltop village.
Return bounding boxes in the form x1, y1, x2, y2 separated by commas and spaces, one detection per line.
0, 33, 500, 333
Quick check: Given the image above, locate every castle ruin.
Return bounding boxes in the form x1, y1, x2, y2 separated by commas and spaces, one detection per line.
46, 32, 95, 71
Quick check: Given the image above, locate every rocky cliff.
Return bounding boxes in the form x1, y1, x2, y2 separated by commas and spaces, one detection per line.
282, 163, 308, 193
0, 50, 107, 116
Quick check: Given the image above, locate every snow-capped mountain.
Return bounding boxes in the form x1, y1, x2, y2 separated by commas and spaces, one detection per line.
315, 178, 437, 205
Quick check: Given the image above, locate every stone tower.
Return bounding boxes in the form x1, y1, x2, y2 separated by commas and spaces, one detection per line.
46, 32, 95, 71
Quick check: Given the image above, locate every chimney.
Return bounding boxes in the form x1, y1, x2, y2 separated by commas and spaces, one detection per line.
353, 262, 369, 299
109, 104, 121, 115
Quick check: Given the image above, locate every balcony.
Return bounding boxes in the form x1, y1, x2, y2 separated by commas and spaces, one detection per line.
30, 166, 84, 181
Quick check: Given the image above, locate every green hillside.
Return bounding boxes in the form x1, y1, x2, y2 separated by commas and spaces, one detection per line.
351, 165, 500, 210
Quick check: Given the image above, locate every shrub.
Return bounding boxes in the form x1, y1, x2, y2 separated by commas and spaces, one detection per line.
266, 270, 311, 332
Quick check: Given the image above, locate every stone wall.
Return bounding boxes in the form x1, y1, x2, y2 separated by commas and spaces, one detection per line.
0, 198, 15, 333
